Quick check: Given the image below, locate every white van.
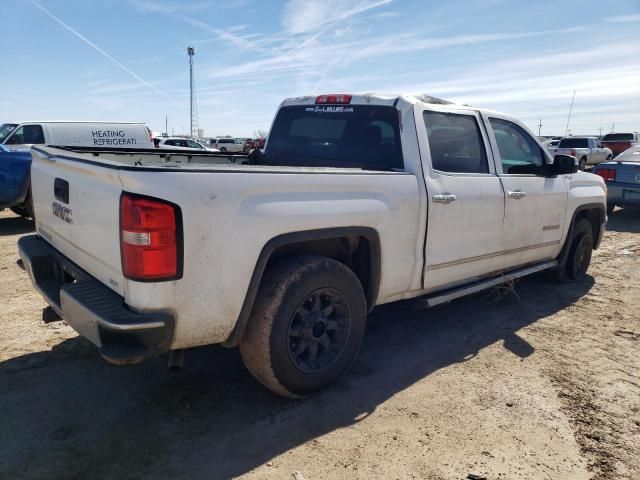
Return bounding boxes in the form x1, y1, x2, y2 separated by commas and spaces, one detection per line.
0, 122, 154, 150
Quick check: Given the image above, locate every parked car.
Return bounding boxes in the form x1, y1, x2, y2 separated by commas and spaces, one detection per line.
210, 137, 248, 153
600, 132, 640, 158
154, 137, 218, 151
592, 145, 640, 213
0, 121, 154, 150
0, 145, 32, 217
19, 93, 605, 397
552, 137, 612, 170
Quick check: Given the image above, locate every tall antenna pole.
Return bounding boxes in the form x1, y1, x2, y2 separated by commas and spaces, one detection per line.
165, 115, 168, 136
565, 90, 575, 137
537, 118, 543, 136
187, 46, 195, 138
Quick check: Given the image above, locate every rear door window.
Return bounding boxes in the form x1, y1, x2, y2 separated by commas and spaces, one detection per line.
423, 111, 489, 174
264, 105, 404, 170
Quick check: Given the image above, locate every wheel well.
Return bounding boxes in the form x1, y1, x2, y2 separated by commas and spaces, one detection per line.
576, 208, 602, 247
266, 235, 377, 308
221, 228, 381, 348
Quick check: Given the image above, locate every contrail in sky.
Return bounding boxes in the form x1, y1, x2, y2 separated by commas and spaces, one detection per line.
31, 1, 178, 106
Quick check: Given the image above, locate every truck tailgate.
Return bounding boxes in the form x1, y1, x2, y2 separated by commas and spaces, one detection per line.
30, 147, 125, 295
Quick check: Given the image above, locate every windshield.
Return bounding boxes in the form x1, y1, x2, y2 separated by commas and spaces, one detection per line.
559, 138, 588, 148
0, 123, 18, 143
263, 105, 403, 170
601, 133, 634, 141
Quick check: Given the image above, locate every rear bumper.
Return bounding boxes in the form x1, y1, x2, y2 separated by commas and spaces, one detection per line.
607, 183, 640, 207
17, 234, 174, 364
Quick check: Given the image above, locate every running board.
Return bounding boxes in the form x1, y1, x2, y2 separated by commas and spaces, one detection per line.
415, 260, 559, 309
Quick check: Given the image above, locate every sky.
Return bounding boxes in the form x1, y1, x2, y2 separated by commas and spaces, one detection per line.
1, 0, 639, 138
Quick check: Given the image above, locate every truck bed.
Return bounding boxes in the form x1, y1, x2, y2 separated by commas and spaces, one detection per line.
39, 145, 250, 169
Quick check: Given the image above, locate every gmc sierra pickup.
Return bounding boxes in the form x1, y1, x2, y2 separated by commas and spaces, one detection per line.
19, 93, 606, 397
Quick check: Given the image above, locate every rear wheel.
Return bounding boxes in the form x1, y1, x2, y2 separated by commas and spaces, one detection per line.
240, 255, 367, 398
579, 158, 587, 171
220, 147, 227, 152
10, 191, 34, 219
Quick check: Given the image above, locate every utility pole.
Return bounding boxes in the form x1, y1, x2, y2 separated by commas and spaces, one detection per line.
565, 90, 576, 137
187, 46, 198, 138
537, 118, 543, 136
612, 123, 615, 133
599, 126, 602, 137
165, 115, 168, 136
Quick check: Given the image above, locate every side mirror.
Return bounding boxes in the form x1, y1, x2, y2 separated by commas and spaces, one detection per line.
550, 154, 578, 175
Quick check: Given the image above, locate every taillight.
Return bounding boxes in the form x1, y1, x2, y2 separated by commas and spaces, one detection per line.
570, 149, 576, 157
315, 94, 352, 104
120, 193, 181, 281
595, 168, 616, 182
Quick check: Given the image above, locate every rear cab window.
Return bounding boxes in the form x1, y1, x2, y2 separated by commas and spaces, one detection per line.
263, 104, 404, 171
601, 133, 634, 142
559, 138, 588, 148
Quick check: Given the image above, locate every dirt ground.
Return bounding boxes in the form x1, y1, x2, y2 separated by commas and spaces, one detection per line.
0, 208, 638, 480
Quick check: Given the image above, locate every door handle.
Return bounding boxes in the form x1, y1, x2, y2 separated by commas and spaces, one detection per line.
508, 190, 526, 199
432, 194, 457, 204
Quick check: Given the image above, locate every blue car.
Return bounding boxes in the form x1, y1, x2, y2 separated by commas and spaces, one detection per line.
0, 144, 32, 217
592, 146, 640, 214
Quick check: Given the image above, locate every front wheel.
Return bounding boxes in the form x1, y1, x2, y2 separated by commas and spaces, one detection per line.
219, 147, 227, 152
240, 255, 367, 398
565, 219, 593, 280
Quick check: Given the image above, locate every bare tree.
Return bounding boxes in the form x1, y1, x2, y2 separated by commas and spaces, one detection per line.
253, 129, 267, 139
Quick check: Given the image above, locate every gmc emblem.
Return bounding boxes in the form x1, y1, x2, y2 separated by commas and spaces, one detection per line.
52, 202, 73, 224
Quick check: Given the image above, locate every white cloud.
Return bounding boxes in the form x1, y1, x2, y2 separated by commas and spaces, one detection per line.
32, 1, 178, 106
282, 0, 393, 34
130, 0, 210, 14
604, 14, 640, 23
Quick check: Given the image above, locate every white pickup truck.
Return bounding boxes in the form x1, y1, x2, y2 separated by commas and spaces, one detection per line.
552, 137, 613, 170
19, 93, 606, 397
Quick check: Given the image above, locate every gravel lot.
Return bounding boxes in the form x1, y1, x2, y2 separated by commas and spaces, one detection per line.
1, 208, 638, 480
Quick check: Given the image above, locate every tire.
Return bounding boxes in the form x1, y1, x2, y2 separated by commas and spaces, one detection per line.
239, 255, 367, 398
579, 158, 587, 171
607, 203, 615, 215
220, 147, 227, 152
10, 192, 34, 219
565, 219, 593, 280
